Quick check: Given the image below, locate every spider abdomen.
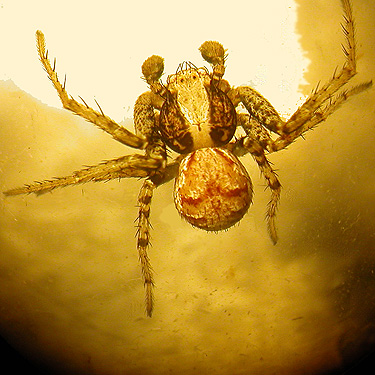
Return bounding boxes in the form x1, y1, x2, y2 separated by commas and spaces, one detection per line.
174, 147, 253, 231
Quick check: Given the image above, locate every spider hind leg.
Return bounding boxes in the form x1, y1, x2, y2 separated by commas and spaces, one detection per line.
136, 179, 156, 317
241, 134, 281, 244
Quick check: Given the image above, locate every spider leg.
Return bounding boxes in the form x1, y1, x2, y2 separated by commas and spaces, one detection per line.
281, 0, 357, 133
241, 125, 281, 244
133, 160, 180, 317
270, 0, 372, 150
271, 81, 372, 152
132, 61, 172, 316
274, 0, 357, 135
136, 179, 156, 317
35, 30, 147, 150
134, 92, 166, 161
201, 41, 287, 136
3, 154, 162, 196
229, 87, 286, 135
235, 113, 274, 150
230, 0, 371, 153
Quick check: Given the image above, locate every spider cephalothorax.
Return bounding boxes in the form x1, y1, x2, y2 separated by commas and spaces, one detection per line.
4, 0, 372, 316
159, 61, 237, 153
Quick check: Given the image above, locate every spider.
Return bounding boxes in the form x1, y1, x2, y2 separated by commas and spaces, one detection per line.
4, 0, 371, 316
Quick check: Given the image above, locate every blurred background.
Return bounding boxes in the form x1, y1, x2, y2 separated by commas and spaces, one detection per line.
1, 0, 374, 374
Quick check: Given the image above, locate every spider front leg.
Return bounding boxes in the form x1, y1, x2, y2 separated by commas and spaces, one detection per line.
270, 0, 372, 151
271, 81, 372, 152
36, 30, 147, 150
230, 0, 372, 153
277, 0, 359, 137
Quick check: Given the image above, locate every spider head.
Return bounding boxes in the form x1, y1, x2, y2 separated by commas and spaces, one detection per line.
174, 147, 253, 231
158, 63, 236, 154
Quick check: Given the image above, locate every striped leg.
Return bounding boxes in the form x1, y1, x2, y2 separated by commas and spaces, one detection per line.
243, 137, 281, 244
271, 0, 371, 151
230, 0, 371, 153
136, 179, 156, 316
3, 155, 162, 196
36, 30, 147, 149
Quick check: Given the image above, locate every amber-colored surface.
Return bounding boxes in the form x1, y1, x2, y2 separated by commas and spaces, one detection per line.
1, 1, 374, 374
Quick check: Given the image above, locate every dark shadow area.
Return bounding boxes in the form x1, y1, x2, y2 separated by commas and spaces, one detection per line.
0, 335, 50, 374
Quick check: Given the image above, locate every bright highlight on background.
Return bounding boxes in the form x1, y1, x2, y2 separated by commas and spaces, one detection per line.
0, 0, 308, 121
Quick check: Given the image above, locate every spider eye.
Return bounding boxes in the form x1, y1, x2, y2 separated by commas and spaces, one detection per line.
179, 77, 185, 83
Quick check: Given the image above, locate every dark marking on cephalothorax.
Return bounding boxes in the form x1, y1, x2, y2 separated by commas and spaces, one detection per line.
158, 92, 194, 153
208, 85, 237, 146
158, 67, 237, 153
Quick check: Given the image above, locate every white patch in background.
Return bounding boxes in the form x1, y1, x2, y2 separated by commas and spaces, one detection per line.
0, 0, 307, 121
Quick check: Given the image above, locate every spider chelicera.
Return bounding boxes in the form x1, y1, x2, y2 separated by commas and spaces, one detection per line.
4, 0, 371, 316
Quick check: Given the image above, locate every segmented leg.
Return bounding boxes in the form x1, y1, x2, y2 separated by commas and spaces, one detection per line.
230, 0, 371, 153
273, 0, 370, 146
136, 55, 165, 133
134, 91, 167, 161
231, 87, 285, 135
271, 80, 372, 151
200, 41, 286, 134
3, 154, 162, 196
134, 92, 163, 137
237, 113, 275, 153
279, 0, 359, 136
242, 134, 281, 244
133, 63, 170, 315
136, 179, 155, 316
36, 30, 147, 150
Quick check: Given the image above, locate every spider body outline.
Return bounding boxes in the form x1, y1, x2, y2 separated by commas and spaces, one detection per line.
4, 0, 372, 317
